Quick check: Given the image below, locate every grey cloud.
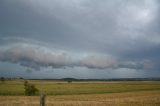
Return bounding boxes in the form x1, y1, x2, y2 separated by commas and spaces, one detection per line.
0, 0, 160, 78
0, 39, 156, 71
79, 55, 118, 69
0, 42, 115, 70
1, 0, 160, 54
118, 62, 144, 70
25, 69, 32, 73
0, 44, 73, 70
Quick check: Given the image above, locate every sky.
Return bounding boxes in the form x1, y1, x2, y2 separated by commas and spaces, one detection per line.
0, 0, 160, 79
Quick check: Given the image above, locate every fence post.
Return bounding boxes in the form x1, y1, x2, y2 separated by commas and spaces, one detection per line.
40, 93, 46, 106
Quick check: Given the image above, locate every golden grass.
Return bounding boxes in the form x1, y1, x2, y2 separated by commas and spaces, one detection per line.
1, 80, 160, 95
0, 81, 160, 105
0, 90, 160, 106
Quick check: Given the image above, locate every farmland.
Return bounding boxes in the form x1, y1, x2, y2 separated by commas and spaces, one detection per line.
0, 80, 160, 106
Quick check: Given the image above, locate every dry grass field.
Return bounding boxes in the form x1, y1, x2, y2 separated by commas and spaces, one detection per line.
0, 80, 160, 106
0, 91, 160, 106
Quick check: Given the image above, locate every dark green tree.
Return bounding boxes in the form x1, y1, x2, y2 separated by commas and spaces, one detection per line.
1, 77, 5, 83
67, 80, 72, 83
24, 81, 39, 96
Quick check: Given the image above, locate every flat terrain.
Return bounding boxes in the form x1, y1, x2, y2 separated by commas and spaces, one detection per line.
0, 80, 160, 106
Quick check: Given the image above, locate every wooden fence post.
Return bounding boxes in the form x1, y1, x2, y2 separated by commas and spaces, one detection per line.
40, 93, 46, 106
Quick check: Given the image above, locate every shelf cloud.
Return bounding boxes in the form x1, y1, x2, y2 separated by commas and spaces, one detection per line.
0, 38, 156, 71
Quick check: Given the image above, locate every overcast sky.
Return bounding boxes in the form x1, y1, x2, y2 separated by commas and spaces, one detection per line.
0, 0, 160, 79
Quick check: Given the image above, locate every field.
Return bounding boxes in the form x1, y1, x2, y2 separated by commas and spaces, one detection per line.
0, 80, 160, 106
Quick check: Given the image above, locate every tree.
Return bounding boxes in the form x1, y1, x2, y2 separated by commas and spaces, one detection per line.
24, 81, 39, 96
67, 80, 72, 83
1, 77, 5, 83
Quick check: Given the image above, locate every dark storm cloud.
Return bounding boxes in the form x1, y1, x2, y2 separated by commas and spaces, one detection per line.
0, 0, 160, 78
34, 0, 160, 57
0, 0, 78, 47
0, 0, 160, 53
